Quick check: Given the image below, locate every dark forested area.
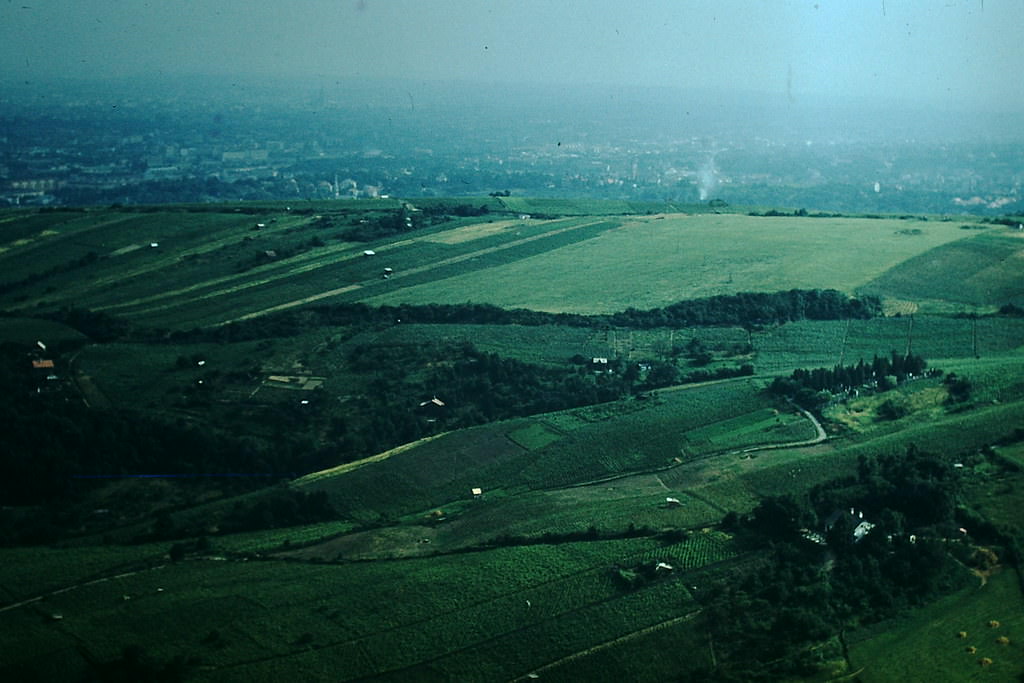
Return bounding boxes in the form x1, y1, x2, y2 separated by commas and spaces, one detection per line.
0, 342, 311, 544
704, 445, 985, 681
295, 340, 751, 467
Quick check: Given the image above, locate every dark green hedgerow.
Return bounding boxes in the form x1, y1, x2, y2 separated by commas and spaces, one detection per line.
177, 288, 880, 343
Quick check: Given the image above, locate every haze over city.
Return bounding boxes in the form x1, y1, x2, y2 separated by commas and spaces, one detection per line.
2, 0, 1022, 112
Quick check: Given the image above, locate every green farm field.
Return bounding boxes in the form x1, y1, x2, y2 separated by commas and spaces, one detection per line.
0, 316, 87, 345
753, 316, 1024, 374
365, 214, 975, 313
0, 205, 1008, 328
4, 199, 1024, 681
859, 230, 1024, 310
848, 568, 1024, 682
293, 378, 801, 520
0, 537, 725, 682
346, 322, 751, 366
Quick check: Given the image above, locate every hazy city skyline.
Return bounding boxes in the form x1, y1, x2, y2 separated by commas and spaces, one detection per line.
2, 1, 1022, 112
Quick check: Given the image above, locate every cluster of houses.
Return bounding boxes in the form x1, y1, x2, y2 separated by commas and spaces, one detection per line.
28, 341, 63, 394
801, 507, 877, 547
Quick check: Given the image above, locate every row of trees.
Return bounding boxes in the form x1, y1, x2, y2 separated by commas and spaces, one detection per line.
769, 352, 933, 409
335, 204, 490, 242
605, 289, 880, 328
29, 291, 879, 349
181, 289, 880, 345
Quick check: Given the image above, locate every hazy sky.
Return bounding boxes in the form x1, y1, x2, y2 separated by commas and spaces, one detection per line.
2, 0, 1022, 111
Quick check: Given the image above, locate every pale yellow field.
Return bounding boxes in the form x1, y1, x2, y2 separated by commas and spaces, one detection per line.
421, 218, 537, 245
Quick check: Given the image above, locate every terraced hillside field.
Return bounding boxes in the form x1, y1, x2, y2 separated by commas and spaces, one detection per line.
3, 200, 1024, 682
0, 205, 988, 327
858, 230, 1024, 311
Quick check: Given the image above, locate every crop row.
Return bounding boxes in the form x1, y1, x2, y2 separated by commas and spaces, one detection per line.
637, 530, 738, 570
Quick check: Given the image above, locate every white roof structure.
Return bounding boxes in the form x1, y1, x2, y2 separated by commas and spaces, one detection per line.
853, 520, 875, 542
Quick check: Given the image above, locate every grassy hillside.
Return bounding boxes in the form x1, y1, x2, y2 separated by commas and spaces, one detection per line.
860, 230, 1024, 310
291, 378, 798, 519
848, 566, 1024, 681
364, 214, 975, 313
0, 205, 1000, 328
3, 199, 1024, 681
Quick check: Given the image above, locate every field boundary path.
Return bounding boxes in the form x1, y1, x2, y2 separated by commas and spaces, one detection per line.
838, 319, 852, 366
509, 609, 703, 682
733, 403, 826, 454
68, 348, 112, 409
0, 563, 166, 615
294, 432, 449, 485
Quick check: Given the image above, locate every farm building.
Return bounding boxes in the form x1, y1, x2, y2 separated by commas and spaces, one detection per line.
418, 397, 446, 421
819, 507, 876, 544
824, 508, 876, 543
419, 397, 445, 408
853, 520, 876, 542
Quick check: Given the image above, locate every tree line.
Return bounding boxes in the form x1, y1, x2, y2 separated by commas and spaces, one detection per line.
28, 290, 880, 348
769, 352, 933, 410
178, 289, 881, 344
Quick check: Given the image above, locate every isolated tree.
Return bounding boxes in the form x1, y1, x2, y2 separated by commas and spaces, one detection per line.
944, 373, 973, 403
644, 362, 679, 388
877, 398, 907, 421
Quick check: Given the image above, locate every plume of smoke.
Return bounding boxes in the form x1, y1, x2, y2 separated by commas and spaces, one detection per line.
698, 156, 718, 202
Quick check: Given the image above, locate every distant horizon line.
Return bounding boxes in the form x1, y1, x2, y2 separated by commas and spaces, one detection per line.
3, 72, 1022, 116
